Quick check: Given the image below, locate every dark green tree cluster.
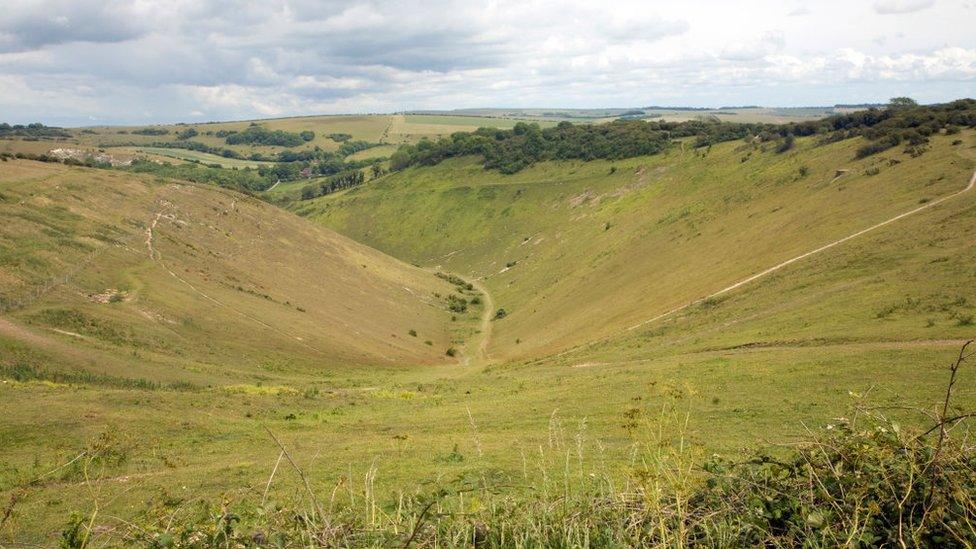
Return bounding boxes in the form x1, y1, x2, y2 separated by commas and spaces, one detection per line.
126, 160, 270, 192
390, 120, 673, 174
224, 125, 306, 147
131, 127, 170, 136
0, 122, 71, 138
337, 140, 380, 156
299, 169, 365, 200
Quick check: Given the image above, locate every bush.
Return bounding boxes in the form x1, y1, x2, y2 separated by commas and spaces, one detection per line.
131, 127, 169, 136
775, 134, 795, 153
446, 294, 468, 313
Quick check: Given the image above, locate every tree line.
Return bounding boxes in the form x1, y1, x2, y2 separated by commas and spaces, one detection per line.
388, 98, 976, 173
0, 122, 71, 138
223, 124, 312, 147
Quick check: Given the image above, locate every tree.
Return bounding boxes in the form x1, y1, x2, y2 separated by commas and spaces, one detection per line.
889, 97, 918, 108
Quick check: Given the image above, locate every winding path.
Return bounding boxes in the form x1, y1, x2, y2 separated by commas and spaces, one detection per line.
426, 269, 495, 367
468, 277, 495, 365
625, 169, 976, 333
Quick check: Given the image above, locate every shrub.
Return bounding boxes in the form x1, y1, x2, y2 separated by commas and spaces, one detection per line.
446, 294, 468, 313
131, 127, 169, 136
445, 347, 457, 357
775, 134, 795, 153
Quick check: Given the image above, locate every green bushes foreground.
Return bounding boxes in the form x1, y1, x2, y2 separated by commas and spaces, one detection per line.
46, 342, 976, 547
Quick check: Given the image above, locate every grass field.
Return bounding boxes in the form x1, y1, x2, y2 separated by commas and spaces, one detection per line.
122, 146, 275, 169
2, 128, 975, 543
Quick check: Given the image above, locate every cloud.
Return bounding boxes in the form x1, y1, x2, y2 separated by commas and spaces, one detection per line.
720, 31, 786, 61
0, 0, 159, 52
873, 0, 936, 14
0, 0, 971, 124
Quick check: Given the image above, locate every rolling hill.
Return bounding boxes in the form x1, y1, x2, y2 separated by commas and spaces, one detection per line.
0, 160, 463, 383
1, 116, 975, 545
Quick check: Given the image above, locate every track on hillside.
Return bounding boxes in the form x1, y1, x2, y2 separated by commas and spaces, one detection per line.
146, 201, 324, 354
624, 169, 976, 333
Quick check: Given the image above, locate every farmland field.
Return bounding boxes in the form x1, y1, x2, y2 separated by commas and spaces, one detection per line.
124, 146, 275, 168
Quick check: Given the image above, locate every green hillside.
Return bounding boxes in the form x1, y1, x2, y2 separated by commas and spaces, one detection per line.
2, 114, 976, 544
299, 131, 976, 361
0, 160, 469, 376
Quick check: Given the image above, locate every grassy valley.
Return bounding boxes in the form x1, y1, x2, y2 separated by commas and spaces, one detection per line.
300, 130, 976, 360
2, 103, 976, 545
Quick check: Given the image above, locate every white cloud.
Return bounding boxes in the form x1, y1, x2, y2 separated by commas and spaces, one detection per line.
873, 0, 936, 14
0, 0, 973, 124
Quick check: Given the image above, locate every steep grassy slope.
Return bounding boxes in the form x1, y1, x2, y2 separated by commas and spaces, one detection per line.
300, 131, 976, 360
0, 160, 462, 383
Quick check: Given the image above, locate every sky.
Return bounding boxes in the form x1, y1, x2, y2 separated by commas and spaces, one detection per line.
0, 0, 974, 125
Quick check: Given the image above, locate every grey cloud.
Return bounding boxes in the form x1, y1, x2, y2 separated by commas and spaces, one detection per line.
0, 0, 153, 52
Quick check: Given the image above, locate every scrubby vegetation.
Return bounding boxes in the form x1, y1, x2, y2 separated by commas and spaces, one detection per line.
125, 159, 271, 191
389, 99, 976, 173
337, 140, 382, 157
299, 169, 365, 199
0, 122, 71, 139
0, 151, 110, 169
131, 127, 170, 136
